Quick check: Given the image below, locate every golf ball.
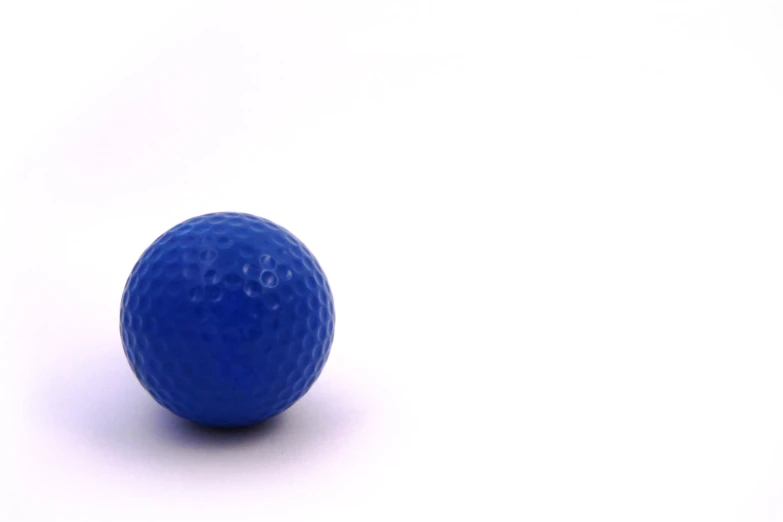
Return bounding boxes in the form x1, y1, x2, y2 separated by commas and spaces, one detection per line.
120, 212, 335, 427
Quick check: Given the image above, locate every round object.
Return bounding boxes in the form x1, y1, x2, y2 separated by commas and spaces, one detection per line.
120, 212, 335, 427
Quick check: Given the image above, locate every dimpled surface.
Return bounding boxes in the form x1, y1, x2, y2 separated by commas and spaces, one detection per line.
120, 212, 335, 427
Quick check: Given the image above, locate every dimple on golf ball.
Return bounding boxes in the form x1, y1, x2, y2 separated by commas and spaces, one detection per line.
120, 212, 335, 427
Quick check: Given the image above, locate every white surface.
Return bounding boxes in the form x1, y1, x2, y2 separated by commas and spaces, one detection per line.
2, 1, 783, 520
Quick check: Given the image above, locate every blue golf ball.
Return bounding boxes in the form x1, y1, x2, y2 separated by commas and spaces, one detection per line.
120, 212, 335, 427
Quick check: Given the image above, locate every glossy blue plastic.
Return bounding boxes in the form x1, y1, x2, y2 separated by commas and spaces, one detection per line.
120, 212, 335, 427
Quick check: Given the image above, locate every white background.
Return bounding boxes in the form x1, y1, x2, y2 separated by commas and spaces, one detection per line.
2, 1, 783, 520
